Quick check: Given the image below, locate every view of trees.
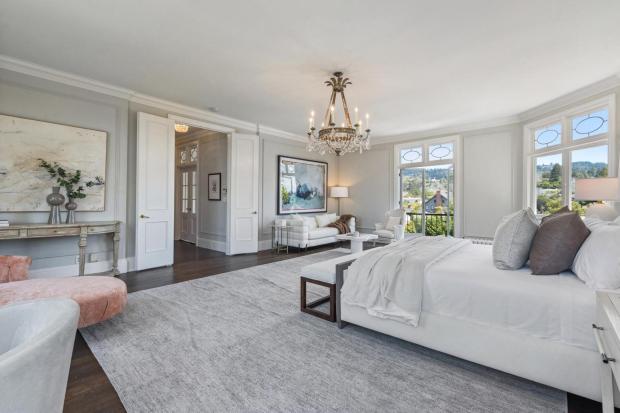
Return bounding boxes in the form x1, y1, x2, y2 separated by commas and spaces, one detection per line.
536, 160, 607, 215
401, 166, 454, 236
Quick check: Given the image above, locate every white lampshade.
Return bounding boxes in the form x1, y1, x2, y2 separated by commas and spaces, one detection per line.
574, 177, 620, 201
329, 186, 349, 198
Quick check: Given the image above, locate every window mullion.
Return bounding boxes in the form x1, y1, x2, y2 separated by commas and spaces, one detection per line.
562, 150, 571, 208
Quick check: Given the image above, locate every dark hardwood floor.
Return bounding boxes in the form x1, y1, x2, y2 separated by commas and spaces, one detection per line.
64, 241, 611, 412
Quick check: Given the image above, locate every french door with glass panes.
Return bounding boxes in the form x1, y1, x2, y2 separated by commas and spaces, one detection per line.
396, 138, 459, 236
179, 166, 198, 243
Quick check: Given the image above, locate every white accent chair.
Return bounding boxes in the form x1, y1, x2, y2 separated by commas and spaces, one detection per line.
0, 299, 80, 413
374, 208, 407, 243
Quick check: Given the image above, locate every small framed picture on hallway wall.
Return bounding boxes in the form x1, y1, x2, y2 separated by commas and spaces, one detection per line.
208, 173, 221, 201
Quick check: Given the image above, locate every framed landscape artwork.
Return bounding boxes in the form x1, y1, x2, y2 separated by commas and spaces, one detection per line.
0, 114, 107, 211
277, 155, 327, 215
208, 173, 221, 201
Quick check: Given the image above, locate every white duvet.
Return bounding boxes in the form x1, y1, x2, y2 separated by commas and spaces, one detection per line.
341, 236, 470, 326
343, 239, 600, 350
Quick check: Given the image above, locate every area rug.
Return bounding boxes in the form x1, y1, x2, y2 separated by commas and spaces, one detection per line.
81, 250, 566, 412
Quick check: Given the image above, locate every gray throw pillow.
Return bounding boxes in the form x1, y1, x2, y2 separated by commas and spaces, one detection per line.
529, 211, 590, 275
493, 208, 539, 270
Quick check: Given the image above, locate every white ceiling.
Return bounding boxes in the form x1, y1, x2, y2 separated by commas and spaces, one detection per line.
1, 0, 620, 138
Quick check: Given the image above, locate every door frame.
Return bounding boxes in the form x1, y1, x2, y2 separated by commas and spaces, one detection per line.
168, 115, 236, 253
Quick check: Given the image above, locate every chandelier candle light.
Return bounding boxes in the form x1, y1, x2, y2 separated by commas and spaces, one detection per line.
307, 72, 371, 156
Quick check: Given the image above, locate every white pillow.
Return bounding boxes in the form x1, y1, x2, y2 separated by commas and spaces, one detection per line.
327, 213, 338, 223
492, 208, 539, 270
572, 224, 620, 289
583, 217, 611, 231
315, 214, 333, 227
302, 216, 317, 231
384, 216, 401, 231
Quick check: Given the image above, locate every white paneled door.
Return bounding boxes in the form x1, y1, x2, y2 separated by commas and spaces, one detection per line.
136, 112, 175, 270
228, 133, 259, 254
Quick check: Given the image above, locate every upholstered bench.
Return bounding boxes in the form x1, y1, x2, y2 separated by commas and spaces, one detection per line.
0, 276, 127, 328
300, 251, 367, 322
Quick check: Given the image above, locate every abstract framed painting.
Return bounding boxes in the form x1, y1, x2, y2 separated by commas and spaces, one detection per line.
0, 114, 107, 211
277, 155, 327, 215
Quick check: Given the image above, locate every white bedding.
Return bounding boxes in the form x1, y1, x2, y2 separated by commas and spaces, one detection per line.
423, 243, 598, 351
341, 236, 470, 326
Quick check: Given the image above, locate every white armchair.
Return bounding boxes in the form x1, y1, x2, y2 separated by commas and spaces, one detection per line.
0, 299, 79, 413
374, 208, 407, 243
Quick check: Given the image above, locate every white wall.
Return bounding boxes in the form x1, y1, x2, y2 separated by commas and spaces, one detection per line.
198, 132, 228, 248
338, 147, 393, 231
339, 124, 522, 238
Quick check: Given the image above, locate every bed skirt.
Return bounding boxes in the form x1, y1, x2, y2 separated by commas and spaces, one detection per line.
341, 302, 616, 404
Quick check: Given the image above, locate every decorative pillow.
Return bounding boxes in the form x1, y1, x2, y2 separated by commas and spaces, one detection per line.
384, 216, 401, 231
529, 212, 590, 275
302, 216, 318, 231
492, 208, 539, 270
0, 256, 32, 283
315, 214, 333, 227
572, 224, 620, 289
326, 213, 338, 223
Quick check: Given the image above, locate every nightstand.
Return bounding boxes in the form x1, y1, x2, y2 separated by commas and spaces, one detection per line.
594, 291, 620, 412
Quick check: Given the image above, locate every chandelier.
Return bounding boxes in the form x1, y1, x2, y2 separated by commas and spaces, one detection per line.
306, 72, 371, 156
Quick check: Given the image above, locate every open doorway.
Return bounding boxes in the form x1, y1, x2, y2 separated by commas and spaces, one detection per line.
174, 124, 229, 256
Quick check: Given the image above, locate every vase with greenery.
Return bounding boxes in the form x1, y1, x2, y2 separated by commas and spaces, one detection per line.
38, 159, 105, 223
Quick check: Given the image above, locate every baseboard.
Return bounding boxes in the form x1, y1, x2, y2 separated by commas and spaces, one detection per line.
258, 239, 272, 251
28, 258, 129, 278
196, 237, 226, 252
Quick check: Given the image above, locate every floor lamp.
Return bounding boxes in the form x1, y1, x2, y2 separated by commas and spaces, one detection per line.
329, 186, 349, 215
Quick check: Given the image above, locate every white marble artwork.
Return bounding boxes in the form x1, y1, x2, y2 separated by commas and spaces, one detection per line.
0, 115, 107, 211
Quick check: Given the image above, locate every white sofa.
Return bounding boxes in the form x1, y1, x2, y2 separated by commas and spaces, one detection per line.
277, 213, 355, 250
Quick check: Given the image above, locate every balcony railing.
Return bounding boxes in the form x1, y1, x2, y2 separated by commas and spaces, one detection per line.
406, 212, 454, 236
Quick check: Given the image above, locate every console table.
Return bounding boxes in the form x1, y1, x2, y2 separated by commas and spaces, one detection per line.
0, 221, 121, 276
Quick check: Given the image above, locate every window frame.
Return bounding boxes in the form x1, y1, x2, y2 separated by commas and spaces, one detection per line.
523, 94, 616, 215
394, 135, 463, 237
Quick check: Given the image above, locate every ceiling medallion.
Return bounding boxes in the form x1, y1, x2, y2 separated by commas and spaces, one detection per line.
306, 72, 371, 156
174, 123, 189, 133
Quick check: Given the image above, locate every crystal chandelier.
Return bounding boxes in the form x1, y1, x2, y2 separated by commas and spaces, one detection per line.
306, 72, 371, 156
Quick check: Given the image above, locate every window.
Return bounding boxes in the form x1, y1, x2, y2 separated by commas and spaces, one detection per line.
395, 136, 460, 237
525, 95, 615, 216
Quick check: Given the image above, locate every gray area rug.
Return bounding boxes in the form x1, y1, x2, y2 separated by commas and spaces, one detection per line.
82, 250, 566, 412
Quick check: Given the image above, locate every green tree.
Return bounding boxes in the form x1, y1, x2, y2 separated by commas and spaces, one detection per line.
549, 163, 562, 183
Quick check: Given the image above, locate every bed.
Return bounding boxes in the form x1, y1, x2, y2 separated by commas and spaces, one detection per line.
337, 241, 609, 403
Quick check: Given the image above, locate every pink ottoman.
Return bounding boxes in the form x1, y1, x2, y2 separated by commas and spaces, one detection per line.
0, 276, 127, 328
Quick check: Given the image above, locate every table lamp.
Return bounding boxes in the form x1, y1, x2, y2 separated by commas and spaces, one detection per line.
329, 186, 349, 215
574, 177, 620, 221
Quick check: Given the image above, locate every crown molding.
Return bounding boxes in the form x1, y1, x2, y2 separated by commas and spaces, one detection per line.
517, 74, 620, 122
375, 114, 520, 145
258, 125, 306, 143
0, 54, 305, 142
0, 54, 133, 99
2, 54, 618, 146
